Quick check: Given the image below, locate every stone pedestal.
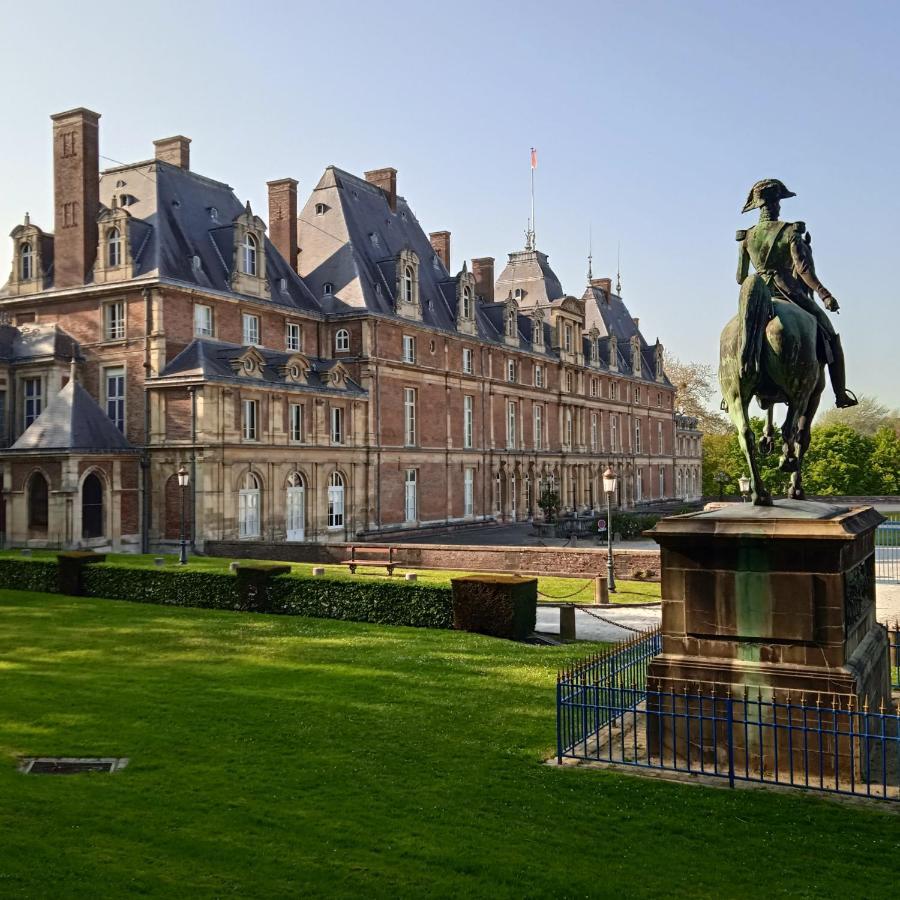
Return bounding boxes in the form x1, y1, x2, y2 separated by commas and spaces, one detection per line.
646, 501, 890, 777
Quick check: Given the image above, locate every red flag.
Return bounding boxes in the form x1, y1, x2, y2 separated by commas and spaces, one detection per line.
531, 147, 537, 169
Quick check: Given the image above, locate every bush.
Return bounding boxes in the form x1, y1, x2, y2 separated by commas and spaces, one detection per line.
81, 565, 239, 610
604, 512, 663, 540
266, 575, 453, 628
0, 558, 58, 593
234, 563, 291, 612
450, 575, 537, 640
56, 551, 106, 596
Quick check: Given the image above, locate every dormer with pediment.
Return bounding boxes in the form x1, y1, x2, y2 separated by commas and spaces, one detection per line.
5, 214, 53, 296
588, 325, 600, 366
631, 334, 642, 377
395, 247, 421, 320
230, 202, 270, 299
231, 346, 267, 379
502, 293, 519, 347
530, 306, 545, 349
280, 352, 311, 385
93, 199, 135, 284
323, 360, 350, 389
549, 295, 585, 364
608, 334, 619, 371
456, 264, 477, 335
655, 340, 665, 383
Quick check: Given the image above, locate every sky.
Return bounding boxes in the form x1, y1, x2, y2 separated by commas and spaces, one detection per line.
1, 0, 898, 410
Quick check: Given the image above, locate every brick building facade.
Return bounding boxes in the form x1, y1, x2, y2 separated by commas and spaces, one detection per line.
0, 108, 701, 551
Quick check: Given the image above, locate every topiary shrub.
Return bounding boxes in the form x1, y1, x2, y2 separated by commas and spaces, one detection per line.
56, 551, 106, 596
450, 575, 537, 640
0, 557, 59, 593
233, 563, 291, 612
81, 565, 239, 609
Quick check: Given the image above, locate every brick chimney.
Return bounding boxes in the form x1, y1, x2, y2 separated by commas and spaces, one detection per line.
51, 107, 101, 288
429, 231, 450, 269
153, 135, 191, 169
267, 178, 298, 273
591, 277, 612, 294
365, 167, 397, 211
472, 257, 495, 302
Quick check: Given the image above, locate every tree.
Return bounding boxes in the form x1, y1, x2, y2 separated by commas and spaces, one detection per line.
870, 427, 900, 494
537, 485, 560, 523
702, 418, 787, 498
664, 353, 729, 435
816, 395, 897, 435
802, 424, 878, 496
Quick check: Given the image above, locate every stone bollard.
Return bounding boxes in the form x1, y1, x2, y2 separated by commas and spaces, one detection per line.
312, 566, 325, 577
154, 557, 166, 567
229, 561, 240, 572
559, 605, 577, 641
594, 575, 609, 605
404, 572, 417, 582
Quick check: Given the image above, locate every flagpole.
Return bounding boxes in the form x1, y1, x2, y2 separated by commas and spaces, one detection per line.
530, 148, 535, 249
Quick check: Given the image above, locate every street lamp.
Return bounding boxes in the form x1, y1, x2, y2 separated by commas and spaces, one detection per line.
602, 466, 618, 593
714, 470, 730, 502
177, 465, 190, 565
738, 474, 751, 503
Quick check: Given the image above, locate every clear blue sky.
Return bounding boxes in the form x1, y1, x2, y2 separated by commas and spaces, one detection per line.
1, 0, 898, 408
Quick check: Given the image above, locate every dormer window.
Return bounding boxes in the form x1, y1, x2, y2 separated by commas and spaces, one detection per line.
107, 227, 122, 268
315, 203, 327, 216
19, 242, 33, 281
323, 282, 333, 296
462, 286, 472, 319
402, 266, 414, 303
564, 324, 573, 352
242, 233, 258, 276
506, 309, 516, 338
514, 288, 523, 299
395, 248, 421, 319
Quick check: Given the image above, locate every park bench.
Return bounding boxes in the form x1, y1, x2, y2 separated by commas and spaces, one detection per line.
342, 545, 396, 576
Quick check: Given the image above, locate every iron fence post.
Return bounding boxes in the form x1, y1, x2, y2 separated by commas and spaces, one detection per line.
726, 695, 735, 789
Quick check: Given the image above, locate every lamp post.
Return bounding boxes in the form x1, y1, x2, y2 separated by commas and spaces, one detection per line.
602, 466, 618, 593
177, 465, 189, 565
738, 474, 751, 503
714, 470, 729, 502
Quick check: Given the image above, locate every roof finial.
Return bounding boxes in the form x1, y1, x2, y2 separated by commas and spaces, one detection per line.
587, 223, 593, 282
69, 356, 77, 385
24, 211, 30, 226
616, 242, 622, 296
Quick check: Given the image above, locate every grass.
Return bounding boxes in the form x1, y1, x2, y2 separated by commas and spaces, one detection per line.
0, 550, 659, 605
0, 590, 895, 898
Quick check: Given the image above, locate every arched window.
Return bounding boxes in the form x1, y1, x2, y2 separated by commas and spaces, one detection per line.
327, 471, 345, 528
335, 329, 350, 352
402, 266, 414, 303
238, 471, 261, 538
107, 227, 122, 268
242, 233, 258, 276
27, 472, 48, 532
19, 242, 34, 281
462, 286, 472, 319
82, 472, 104, 539
286, 471, 305, 541
506, 309, 516, 337
323, 282, 334, 296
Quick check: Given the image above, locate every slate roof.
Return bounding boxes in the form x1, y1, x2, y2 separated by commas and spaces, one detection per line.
159, 338, 367, 395
494, 248, 565, 306
9, 379, 134, 453
0, 323, 79, 363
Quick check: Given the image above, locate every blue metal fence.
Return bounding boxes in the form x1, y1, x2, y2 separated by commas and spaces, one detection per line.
890, 622, 900, 690
557, 627, 900, 803
877, 521, 900, 583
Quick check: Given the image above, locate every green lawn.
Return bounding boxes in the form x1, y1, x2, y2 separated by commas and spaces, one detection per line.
0, 591, 894, 898
0, 550, 659, 605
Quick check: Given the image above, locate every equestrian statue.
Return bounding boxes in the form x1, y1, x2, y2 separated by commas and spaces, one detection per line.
719, 179, 857, 505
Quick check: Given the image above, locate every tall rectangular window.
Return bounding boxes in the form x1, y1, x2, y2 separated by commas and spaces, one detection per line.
533, 404, 543, 450
242, 398, 258, 441
402, 334, 416, 363
565, 411, 573, 449
507, 359, 516, 383
462, 347, 473, 374
566, 371, 574, 393
658, 421, 664, 454
611, 414, 619, 452
331, 406, 344, 444
242, 313, 260, 346
463, 395, 474, 449
464, 467, 474, 517
105, 367, 125, 432
635, 386, 641, 405
286, 322, 301, 351
659, 468, 665, 499
564, 324, 573, 351
404, 388, 417, 446
23, 377, 42, 429
103, 301, 125, 341
289, 403, 304, 442
194, 304, 213, 337
590, 413, 598, 452
634, 419, 642, 453
0, 389, 6, 445
506, 400, 517, 450
636, 469, 643, 502
534, 365, 544, 388
404, 469, 417, 523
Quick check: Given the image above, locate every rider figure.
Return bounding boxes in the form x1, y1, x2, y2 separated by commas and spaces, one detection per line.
737, 179, 858, 408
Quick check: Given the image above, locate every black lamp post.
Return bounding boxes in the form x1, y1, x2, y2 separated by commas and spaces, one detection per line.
738, 474, 751, 503
714, 470, 729, 502
177, 465, 189, 565
603, 466, 618, 593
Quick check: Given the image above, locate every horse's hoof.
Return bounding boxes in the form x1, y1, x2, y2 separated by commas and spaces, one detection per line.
778, 456, 798, 473
758, 436, 774, 456
753, 494, 774, 507
790, 489, 806, 501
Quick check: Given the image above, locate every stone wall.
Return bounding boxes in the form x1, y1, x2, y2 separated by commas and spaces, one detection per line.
206, 539, 661, 580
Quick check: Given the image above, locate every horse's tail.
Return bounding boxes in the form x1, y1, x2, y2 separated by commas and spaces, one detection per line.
738, 275, 772, 379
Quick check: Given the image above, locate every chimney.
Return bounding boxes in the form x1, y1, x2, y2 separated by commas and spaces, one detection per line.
591, 277, 612, 294
267, 178, 299, 273
429, 231, 451, 269
51, 107, 101, 288
472, 257, 495, 302
365, 167, 397, 211
153, 135, 191, 169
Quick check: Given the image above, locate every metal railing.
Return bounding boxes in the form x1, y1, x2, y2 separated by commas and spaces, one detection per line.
876, 521, 900, 584
890, 621, 900, 690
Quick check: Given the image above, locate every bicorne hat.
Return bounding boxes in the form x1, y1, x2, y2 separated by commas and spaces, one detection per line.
742, 179, 796, 213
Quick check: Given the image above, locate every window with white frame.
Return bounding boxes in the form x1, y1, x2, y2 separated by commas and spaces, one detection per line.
242, 313, 260, 346
242, 233, 258, 276
590, 378, 598, 398
105, 367, 125, 432
194, 304, 213, 337
658, 421, 664, 454
635, 386, 641, 405
327, 471, 345, 528
506, 400, 517, 449
462, 286, 473, 319
590, 413, 598, 452
238, 471, 261, 538
463, 395, 473, 448
402, 265, 415, 303
323, 282, 333, 296
636, 469, 643, 502
611, 413, 619, 451
286, 322, 301, 352
566, 371, 574, 393
506, 308, 516, 338
534, 365, 544, 388
533, 404, 543, 450
610, 380, 618, 400
659, 468, 665, 499
107, 227, 122, 268
634, 418, 642, 452
335, 329, 350, 352
565, 410, 573, 448
403, 388, 417, 446
402, 334, 416, 363
331, 406, 344, 444
464, 467, 474, 517
19, 242, 34, 280
103, 301, 125, 341
462, 347, 473, 374
564, 323, 573, 352
507, 359, 516, 383
23, 377, 42, 429
289, 403, 304, 442
242, 398, 258, 441
404, 469, 417, 523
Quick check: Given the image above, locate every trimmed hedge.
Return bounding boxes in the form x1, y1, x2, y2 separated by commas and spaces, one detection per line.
81, 565, 240, 610
450, 575, 537, 640
0, 558, 58, 593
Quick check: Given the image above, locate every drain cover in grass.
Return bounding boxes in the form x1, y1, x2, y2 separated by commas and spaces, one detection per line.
19, 757, 129, 775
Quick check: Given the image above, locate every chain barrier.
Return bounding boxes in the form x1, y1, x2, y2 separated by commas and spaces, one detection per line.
536, 579, 594, 601
577, 605, 643, 633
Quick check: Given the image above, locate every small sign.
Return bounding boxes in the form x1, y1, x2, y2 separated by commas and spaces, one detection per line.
596, 519, 607, 531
